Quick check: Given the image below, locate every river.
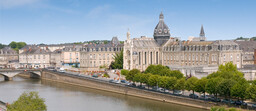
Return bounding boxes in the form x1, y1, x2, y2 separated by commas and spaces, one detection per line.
0, 76, 206, 111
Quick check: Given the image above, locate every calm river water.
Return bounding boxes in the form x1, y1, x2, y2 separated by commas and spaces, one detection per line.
0, 76, 206, 111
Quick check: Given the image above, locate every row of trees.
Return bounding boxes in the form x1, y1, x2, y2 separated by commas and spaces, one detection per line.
121, 63, 256, 102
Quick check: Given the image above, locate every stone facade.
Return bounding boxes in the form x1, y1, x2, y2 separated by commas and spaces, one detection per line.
123, 13, 243, 78
61, 45, 82, 67
50, 49, 62, 68
19, 47, 51, 68
235, 41, 256, 66
0, 47, 18, 68
80, 37, 123, 71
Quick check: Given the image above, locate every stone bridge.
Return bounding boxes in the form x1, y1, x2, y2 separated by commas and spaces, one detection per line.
0, 69, 42, 81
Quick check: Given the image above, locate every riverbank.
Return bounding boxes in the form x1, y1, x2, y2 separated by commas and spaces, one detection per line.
41, 70, 215, 110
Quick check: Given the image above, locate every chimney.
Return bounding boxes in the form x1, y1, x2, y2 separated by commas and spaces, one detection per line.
254, 49, 256, 64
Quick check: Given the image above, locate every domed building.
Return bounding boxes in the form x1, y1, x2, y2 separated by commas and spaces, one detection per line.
153, 12, 171, 45
123, 12, 244, 79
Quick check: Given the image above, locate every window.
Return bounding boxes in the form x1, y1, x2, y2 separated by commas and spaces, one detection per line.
145, 52, 147, 64
38, 55, 40, 59
139, 52, 141, 65
230, 54, 233, 61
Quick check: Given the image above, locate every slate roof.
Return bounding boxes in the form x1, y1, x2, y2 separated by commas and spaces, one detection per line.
20, 47, 51, 54
132, 37, 160, 48
235, 41, 256, 52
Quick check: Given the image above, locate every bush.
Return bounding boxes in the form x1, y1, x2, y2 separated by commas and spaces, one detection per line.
103, 73, 110, 78
121, 69, 129, 76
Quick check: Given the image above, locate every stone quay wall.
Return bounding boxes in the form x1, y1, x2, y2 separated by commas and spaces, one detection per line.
41, 70, 215, 110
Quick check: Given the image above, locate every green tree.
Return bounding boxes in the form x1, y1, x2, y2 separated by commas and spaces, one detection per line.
7, 91, 47, 111
217, 79, 236, 99
0, 43, 6, 49
174, 78, 186, 92
169, 70, 184, 79
185, 77, 198, 96
148, 75, 160, 87
231, 78, 249, 101
133, 73, 142, 85
168, 77, 177, 93
121, 69, 129, 76
195, 77, 208, 98
206, 77, 223, 99
159, 76, 170, 90
9, 41, 17, 49
125, 69, 140, 82
110, 49, 123, 69
246, 85, 256, 101
142, 73, 152, 89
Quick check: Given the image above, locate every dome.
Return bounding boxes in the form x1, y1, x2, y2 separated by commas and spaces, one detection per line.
154, 12, 170, 37
153, 12, 171, 45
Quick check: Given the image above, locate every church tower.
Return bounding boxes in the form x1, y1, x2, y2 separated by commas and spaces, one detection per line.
199, 25, 206, 41
153, 12, 171, 45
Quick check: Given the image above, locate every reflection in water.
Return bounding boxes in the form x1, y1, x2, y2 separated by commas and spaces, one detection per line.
0, 76, 206, 111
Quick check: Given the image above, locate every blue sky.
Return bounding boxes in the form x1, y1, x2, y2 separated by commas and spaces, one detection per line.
0, 0, 255, 44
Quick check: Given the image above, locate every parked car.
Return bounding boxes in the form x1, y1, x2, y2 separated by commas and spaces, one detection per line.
221, 99, 230, 104
209, 97, 221, 102
121, 80, 127, 83
92, 74, 98, 78
127, 83, 136, 87
173, 90, 183, 96
159, 88, 169, 93
252, 104, 256, 108
189, 94, 199, 99
138, 85, 146, 89
109, 79, 115, 83
234, 100, 247, 106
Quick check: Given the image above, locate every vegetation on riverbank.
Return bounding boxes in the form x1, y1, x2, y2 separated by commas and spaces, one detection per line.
121, 62, 256, 102
7, 91, 47, 111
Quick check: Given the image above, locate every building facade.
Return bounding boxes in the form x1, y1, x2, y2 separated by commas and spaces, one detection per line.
19, 47, 51, 68
80, 37, 123, 71
0, 47, 18, 68
235, 41, 256, 66
123, 12, 243, 78
61, 45, 82, 67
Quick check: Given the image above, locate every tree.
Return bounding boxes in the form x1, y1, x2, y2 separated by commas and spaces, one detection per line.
148, 75, 160, 87
169, 70, 184, 79
159, 76, 169, 90
231, 78, 249, 101
9, 41, 17, 49
217, 79, 236, 99
0, 43, 6, 49
174, 78, 186, 92
185, 77, 198, 96
121, 69, 129, 76
7, 91, 47, 111
125, 69, 140, 82
141, 73, 151, 89
195, 77, 208, 98
110, 49, 123, 69
133, 73, 142, 85
168, 77, 177, 93
206, 77, 223, 99
246, 85, 256, 101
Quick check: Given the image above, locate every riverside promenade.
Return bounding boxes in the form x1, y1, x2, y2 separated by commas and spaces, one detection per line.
41, 70, 215, 110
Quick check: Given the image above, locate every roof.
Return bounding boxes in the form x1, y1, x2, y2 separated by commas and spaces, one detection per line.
132, 37, 160, 48
20, 47, 51, 54
83, 37, 123, 49
153, 12, 170, 37
235, 41, 256, 52
0, 47, 17, 54
211, 40, 238, 46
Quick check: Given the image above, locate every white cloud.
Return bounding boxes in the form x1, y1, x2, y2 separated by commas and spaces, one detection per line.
0, 0, 41, 9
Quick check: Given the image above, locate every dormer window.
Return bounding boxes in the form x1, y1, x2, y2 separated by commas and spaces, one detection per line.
164, 29, 167, 33
158, 29, 162, 34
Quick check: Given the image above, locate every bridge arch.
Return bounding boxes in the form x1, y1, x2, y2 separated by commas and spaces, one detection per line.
0, 73, 13, 81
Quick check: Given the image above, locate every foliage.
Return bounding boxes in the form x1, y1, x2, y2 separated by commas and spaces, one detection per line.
0, 43, 6, 49
99, 64, 108, 69
195, 77, 208, 95
206, 77, 223, 96
231, 78, 249, 101
8, 41, 27, 51
185, 77, 198, 94
217, 79, 236, 98
210, 106, 240, 111
174, 78, 186, 91
246, 84, 256, 101
148, 75, 160, 87
125, 69, 140, 82
121, 69, 129, 76
144, 64, 184, 79
103, 73, 110, 78
7, 91, 47, 111
110, 49, 123, 69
